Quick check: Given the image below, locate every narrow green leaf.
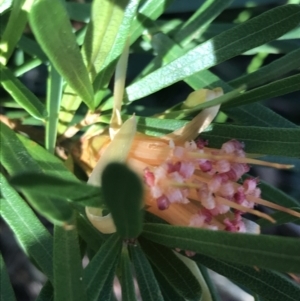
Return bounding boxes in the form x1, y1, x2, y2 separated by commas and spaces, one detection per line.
93, 0, 139, 99
96, 265, 116, 301
201, 123, 300, 157
142, 224, 300, 272
0, 64, 46, 120
54, 226, 87, 301
195, 254, 300, 301
0, 252, 17, 301
57, 0, 133, 134
0, 124, 74, 225
135, 115, 187, 136
139, 237, 202, 301
57, 0, 172, 134
256, 180, 300, 227
126, 5, 300, 101
175, 0, 234, 46
161, 86, 244, 120
151, 265, 185, 301
76, 215, 106, 252
29, 0, 94, 109
224, 103, 298, 128
224, 73, 300, 108
84, 234, 122, 301
82, 0, 129, 75
36, 281, 53, 301
102, 162, 144, 239
0, 0, 28, 65
10, 173, 104, 208
230, 48, 300, 88
17, 135, 78, 180
135, 31, 296, 129
129, 244, 164, 301
260, 180, 299, 208
18, 35, 48, 62
120, 245, 137, 301
45, 65, 63, 154
65, 2, 91, 22
13, 57, 42, 77
130, 0, 174, 44
197, 265, 221, 301
0, 173, 53, 282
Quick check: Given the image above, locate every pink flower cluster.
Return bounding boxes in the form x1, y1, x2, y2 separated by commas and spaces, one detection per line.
144, 138, 261, 232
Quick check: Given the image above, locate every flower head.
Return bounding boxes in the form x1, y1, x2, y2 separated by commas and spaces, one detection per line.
73, 87, 299, 235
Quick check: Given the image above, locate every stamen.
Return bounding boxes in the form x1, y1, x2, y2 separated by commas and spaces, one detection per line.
247, 195, 300, 219
188, 152, 294, 169
215, 196, 276, 223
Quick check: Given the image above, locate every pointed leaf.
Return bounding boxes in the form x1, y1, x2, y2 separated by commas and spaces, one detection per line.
139, 32, 297, 129
0, 0, 28, 65
142, 224, 300, 272
76, 215, 106, 252
0, 253, 17, 301
29, 0, 94, 109
129, 244, 164, 301
139, 237, 202, 301
256, 181, 300, 227
197, 265, 221, 301
201, 123, 300, 157
36, 281, 53, 301
65, 2, 90, 22
0, 124, 74, 225
175, 0, 234, 46
18, 35, 48, 62
224, 103, 297, 128
224, 73, 300, 108
195, 254, 300, 301
120, 245, 137, 301
54, 226, 87, 301
84, 234, 122, 301
151, 265, 185, 301
10, 173, 104, 208
0, 64, 46, 120
230, 48, 300, 88
45, 65, 63, 154
102, 162, 144, 239
93, 0, 139, 98
0, 173, 53, 282
130, 0, 174, 44
126, 5, 300, 101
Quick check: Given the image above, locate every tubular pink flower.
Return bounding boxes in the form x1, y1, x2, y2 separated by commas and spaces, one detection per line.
77, 88, 299, 235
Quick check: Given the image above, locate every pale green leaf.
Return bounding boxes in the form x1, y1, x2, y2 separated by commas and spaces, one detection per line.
29, 0, 94, 109
0, 0, 28, 65
126, 5, 300, 101
0, 173, 53, 282
225, 73, 300, 108
142, 224, 300, 272
54, 226, 87, 301
129, 244, 164, 301
201, 123, 300, 157
139, 237, 202, 301
84, 234, 121, 301
230, 48, 300, 88
0, 63, 46, 120
195, 254, 300, 301
45, 65, 63, 154
120, 245, 137, 301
